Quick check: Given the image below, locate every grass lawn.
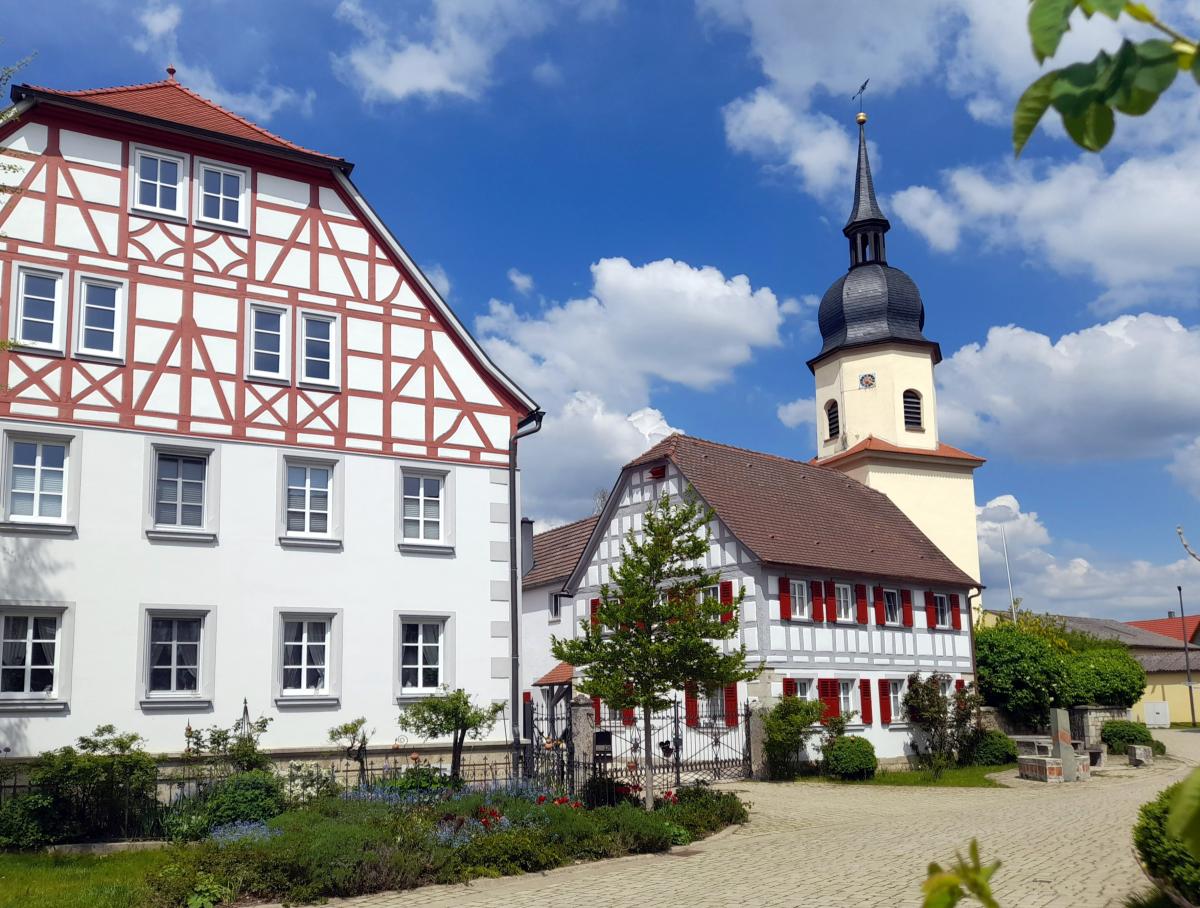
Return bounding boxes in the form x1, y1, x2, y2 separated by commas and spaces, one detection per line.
0, 849, 170, 908
793, 763, 1012, 787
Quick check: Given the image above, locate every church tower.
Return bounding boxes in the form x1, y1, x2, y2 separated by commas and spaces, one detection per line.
809, 113, 985, 595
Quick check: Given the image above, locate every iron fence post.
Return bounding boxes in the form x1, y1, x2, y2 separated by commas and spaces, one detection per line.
673, 699, 682, 789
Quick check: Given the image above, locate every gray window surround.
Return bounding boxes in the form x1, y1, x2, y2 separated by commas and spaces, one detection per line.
271, 607, 343, 707
0, 424, 82, 536
392, 611, 455, 703
136, 604, 217, 710
9, 262, 67, 355
143, 438, 221, 543
72, 271, 128, 364
0, 599, 74, 713
395, 463, 455, 555
245, 302, 290, 384
276, 452, 344, 550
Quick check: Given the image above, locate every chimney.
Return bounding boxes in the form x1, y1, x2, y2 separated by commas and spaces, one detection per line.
1169, 610, 1177, 619
520, 517, 535, 578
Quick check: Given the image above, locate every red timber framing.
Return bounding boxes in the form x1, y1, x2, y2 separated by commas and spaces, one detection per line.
0, 103, 531, 465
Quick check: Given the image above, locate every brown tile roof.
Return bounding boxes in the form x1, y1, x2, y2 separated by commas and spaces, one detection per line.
14, 75, 347, 168
628, 433, 978, 588
524, 515, 599, 589
533, 661, 575, 687
816, 436, 985, 468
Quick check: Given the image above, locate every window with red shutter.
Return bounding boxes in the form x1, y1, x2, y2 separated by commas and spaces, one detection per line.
779, 576, 792, 621
591, 696, 601, 724
818, 678, 839, 722
859, 678, 873, 724
950, 593, 963, 630
811, 580, 825, 622
719, 580, 734, 623
824, 581, 837, 622
878, 679, 892, 724
724, 684, 739, 727
590, 598, 600, 628
955, 678, 965, 692
855, 584, 868, 624
901, 589, 914, 627
924, 591, 937, 628
873, 586, 886, 626
623, 682, 635, 725
782, 677, 798, 697
684, 682, 699, 727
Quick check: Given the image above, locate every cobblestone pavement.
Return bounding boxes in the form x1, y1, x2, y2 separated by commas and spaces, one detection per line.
285, 729, 1200, 908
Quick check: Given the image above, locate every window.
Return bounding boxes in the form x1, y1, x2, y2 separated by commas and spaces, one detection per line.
699, 687, 726, 725
195, 160, 248, 229
248, 305, 288, 379
884, 589, 901, 625
903, 390, 923, 429
285, 463, 330, 536
281, 618, 329, 694
825, 400, 840, 439
5, 439, 66, 522
402, 474, 443, 542
0, 613, 57, 697
548, 594, 563, 623
13, 267, 64, 351
299, 313, 337, 385
133, 147, 186, 217
838, 680, 854, 717
834, 583, 854, 622
889, 680, 903, 721
76, 277, 124, 358
399, 620, 443, 693
147, 616, 201, 694
934, 594, 952, 629
789, 580, 810, 620
699, 584, 720, 604
154, 453, 207, 528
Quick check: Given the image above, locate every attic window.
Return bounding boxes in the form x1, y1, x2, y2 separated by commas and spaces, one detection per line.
649, 465, 666, 480
825, 400, 840, 440
195, 159, 250, 230
903, 390, 923, 430
132, 146, 187, 218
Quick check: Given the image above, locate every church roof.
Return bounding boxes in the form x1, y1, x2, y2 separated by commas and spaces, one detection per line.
524, 515, 600, 588
816, 436, 984, 468
12, 73, 350, 171
845, 115, 888, 231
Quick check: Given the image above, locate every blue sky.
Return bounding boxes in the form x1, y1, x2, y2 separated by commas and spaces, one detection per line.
9, 0, 1200, 618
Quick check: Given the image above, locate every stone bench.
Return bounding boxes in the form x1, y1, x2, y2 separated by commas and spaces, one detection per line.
1018, 754, 1092, 783
1128, 744, 1153, 767
1012, 735, 1087, 758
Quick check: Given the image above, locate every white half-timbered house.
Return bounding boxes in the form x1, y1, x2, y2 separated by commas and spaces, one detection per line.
0, 72, 539, 756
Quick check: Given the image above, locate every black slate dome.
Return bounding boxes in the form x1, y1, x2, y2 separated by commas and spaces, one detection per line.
807, 114, 941, 371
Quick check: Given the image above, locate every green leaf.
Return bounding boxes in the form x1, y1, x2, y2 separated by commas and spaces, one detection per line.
1168, 768, 1200, 859
1193, 50, 1200, 85
1029, 0, 1080, 63
1061, 102, 1115, 151
1014, 70, 1058, 156
1081, 0, 1125, 17
1050, 58, 1106, 117
1125, 2, 1156, 23
1110, 39, 1179, 115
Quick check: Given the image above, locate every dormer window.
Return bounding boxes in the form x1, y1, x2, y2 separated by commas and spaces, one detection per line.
903, 390, 923, 430
825, 400, 840, 439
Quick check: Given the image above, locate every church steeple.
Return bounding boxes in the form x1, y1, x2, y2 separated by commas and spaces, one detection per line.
843, 113, 890, 269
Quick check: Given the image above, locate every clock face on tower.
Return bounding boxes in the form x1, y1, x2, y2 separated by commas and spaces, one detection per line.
859, 373, 877, 390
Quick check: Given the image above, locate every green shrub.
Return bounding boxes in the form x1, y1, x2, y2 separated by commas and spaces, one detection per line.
1133, 782, 1200, 904
204, 771, 284, 828
823, 735, 877, 780
0, 793, 53, 850
972, 730, 1018, 766
762, 696, 826, 780
379, 762, 458, 794
975, 623, 1068, 727
657, 786, 748, 837
1101, 720, 1157, 755
460, 827, 564, 875
1062, 649, 1146, 708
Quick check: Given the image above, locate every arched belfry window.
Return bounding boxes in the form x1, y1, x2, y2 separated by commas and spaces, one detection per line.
825, 400, 841, 439
903, 390, 923, 429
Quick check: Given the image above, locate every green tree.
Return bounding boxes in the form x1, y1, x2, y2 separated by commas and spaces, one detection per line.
328, 717, 372, 786
552, 493, 760, 810
1060, 647, 1146, 707
762, 696, 827, 779
902, 673, 984, 777
397, 687, 504, 781
1014, 1, 1200, 155
974, 622, 1068, 726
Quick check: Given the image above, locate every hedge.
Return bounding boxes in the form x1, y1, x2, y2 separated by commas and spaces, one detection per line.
823, 735, 877, 780
1133, 782, 1200, 904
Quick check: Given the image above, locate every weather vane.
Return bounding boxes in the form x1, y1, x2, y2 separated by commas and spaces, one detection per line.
851, 78, 869, 113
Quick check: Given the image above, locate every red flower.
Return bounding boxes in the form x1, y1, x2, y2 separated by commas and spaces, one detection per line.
537, 795, 547, 804
571, 800, 583, 809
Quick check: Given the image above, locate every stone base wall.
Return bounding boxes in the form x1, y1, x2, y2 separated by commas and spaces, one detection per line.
1069, 706, 1131, 748
980, 707, 1037, 736
1018, 754, 1091, 783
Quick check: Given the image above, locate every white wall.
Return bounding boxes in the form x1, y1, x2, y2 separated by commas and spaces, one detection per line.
0, 419, 516, 757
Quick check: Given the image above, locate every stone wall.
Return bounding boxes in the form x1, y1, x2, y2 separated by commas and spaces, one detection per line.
1069, 706, 1131, 748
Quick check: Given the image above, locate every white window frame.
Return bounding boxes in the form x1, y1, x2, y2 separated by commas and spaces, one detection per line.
272, 608, 343, 706
934, 593, 952, 629
393, 612, 455, 701
0, 426, 80, 534
838, 679, 855, 717
883, 589, 901, 625
277, 453, 343, 549
73, 272, 127, 361
788, 579, 810, 620
10, 264, 66, 353
889, 679, 905, 723
130, 144, 189, 220
548, 594, 564, 624
396, 464, 455, 553
246, 303, 290, 382
0, 600, 73, 713
698, 686, 726, 727
144, 440, 221, 543
834, 583, 854, 622
137, 604, 216, 709
193, 157, 250, 231
297, 311, 340, 388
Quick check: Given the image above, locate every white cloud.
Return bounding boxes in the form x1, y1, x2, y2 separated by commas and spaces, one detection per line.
889, 185, 960, 253
132, 3, 313, 122
976, 494, 1200, 619
1169, 438, 1200, 501
507, 267, 534, 295
426, 263, 452, 299
776, 397, 814, 429
531, 59, 562, 86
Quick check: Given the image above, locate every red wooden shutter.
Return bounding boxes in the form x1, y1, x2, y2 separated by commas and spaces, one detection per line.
723, 683, 739, 727
878, 679, 892, 725
873, 586, 886, 626
924, 591, 937, 628
719, 580, 734, 623
950, 593, 963, 630
591, 696, 601, 723
782, 677, 798, 697
824, 580, 837, 623
855, 584, 868, 624
811, 580, 825, 622
522, 690, 532, 703
590, 598, 600, 628
859, 678, 873, 725
901, 589, 914, 627
955, 678, 965, 692
818, 679, 839, 721
779, 576, 792, 621
684, 682, 699, 727
622, 682, 635, 725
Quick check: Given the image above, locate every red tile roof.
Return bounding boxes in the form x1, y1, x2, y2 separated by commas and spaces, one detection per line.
524, 515, 600, 589
627, 434, 979, 588
1127, 616, 1200, 644
533, 661, 575, 687
14, 74, 346, 168
816, 436, 985, 468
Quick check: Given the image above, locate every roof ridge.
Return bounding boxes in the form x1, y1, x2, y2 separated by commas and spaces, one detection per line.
631, 431, 826, 472
27, 78, 174, 97
170, 80, 305, 154
533, 514, 598, 539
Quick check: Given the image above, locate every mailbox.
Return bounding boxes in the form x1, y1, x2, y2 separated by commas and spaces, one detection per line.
594, 729, 613, 761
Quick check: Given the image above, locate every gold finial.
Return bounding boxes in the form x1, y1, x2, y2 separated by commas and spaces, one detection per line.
856, 111, 867, 125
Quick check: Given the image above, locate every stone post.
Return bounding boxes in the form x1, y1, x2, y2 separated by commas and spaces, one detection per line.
569, 694, 595, 792
746, 669, 778, 781
1050, 708, 1076, 782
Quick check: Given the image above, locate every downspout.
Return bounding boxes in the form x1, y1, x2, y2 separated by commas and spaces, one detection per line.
966, 587, 983, 680
509, 409, 544, 753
